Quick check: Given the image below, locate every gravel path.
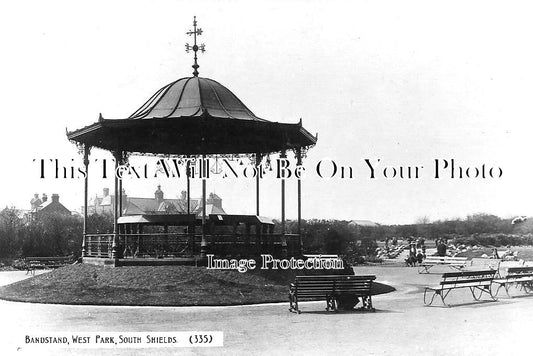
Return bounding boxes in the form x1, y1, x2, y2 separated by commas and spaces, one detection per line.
0, 266, 531, 355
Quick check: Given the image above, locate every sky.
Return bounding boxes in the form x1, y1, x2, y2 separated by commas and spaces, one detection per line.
0, 0, 532, 224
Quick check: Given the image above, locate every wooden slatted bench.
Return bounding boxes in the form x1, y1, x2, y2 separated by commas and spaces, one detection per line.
418, 256, 468, 274
25, 256, 75, 275
423, 269, 498, 307
289, 275, 376, 314
492, 266, 533, 297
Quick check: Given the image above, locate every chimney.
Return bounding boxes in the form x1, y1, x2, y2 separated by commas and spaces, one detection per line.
103, 188, 109, 197
30, 193, 42, 209
51, 194, 59, 203
42, 193, 48, 203
155, 185, 164, 205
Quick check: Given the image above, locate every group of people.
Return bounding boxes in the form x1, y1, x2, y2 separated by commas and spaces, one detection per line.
435, 238, 448, 256
405, 237, 427, 267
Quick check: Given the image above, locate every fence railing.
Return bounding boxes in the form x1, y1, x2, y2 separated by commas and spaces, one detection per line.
85, 234, 114, 258
83, 232, 301, 259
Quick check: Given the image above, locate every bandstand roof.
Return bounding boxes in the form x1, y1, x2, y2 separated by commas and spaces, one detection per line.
67, 76, 317, 155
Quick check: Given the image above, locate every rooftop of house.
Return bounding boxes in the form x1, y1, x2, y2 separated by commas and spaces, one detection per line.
29, 193, 71, 215
90, 186, 226, 216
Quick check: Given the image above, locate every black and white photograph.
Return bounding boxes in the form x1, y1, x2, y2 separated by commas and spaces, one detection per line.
0, 0, 532, 354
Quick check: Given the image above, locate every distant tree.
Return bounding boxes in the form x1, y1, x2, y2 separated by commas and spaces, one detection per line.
0, 207, 23, 257
22, 212, 83, 257
369, 225, 387, 240
323, 228, 347, 254
464, 214, 508, 235
86, 213, 113, 234
513, 218, 533, 234
416, 216, 430, 225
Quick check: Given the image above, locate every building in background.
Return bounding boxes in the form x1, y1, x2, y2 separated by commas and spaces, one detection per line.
27, 193, 71, 222
86, 185, 226, 216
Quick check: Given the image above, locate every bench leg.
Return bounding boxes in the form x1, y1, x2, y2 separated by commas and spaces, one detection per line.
440, 289, 451, 307
505, 283, 513, 298
470, 287, 484, 300
523, 282, 533, 294
516, 281, 533, 294
288, 292, 293, 312
360, 296, 375, 312
423, 288, 437, 306
418, 265, 429, 274
288, 292, 299, 313
470, 287, 480, 300
496, 283, 512, 298
488, 285, 498, 301
470, 285, 497, 301
424, 288, 451, 307
326, 296, 336, 312
292, 299, 300, 314
491, 282, 506, 298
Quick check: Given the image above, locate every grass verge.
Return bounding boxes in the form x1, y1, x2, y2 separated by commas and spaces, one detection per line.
0, 264, 394, 306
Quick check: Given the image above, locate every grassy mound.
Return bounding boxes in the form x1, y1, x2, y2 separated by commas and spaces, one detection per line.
0, 264, 394, 306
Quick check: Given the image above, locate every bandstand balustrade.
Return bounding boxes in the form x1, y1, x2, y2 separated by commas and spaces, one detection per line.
83, 232, 301, 259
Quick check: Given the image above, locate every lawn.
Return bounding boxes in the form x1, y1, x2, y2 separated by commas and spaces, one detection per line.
456, 246, 533, 260
0, 264, 394, 306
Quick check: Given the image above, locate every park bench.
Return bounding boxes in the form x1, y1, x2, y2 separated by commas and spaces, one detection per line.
492, 266, 533, 298
289, 275, 376, 314
25, 256, 75, 275
423, 269, 498, 307
418, 256, 468, 274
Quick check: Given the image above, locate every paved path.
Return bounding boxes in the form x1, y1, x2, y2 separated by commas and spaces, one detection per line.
0, 267, 532, 355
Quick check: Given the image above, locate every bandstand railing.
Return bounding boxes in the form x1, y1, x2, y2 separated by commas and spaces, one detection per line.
85, 234, 114, 258
83, 232, 302, 259
120, 232, 193, 258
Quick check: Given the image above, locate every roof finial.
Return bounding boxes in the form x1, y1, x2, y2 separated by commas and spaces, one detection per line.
185, 16, 206, 77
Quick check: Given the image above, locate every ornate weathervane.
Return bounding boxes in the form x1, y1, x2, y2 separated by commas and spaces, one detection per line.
185, 16, 206, 77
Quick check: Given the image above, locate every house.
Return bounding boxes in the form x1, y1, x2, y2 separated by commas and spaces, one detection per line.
28, 193, 71, 221
87, 185, 226, 216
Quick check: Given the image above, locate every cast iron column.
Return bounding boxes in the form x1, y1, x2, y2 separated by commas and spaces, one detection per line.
280, 151, 287, 256
82, 144, 90, 258
296, 149, 303, 255
201, 155, 207, 257
256, 153, 261, 216
186, 157, 193, 254
118, 178, 123, 217
187, 158, 191, 215
111, 151, 120, 259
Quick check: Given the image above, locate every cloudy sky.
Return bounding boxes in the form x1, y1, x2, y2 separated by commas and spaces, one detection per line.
0, 0, 531, 224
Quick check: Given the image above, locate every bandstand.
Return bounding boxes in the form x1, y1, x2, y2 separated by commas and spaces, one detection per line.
66, 18, 317, 266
